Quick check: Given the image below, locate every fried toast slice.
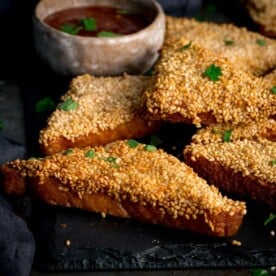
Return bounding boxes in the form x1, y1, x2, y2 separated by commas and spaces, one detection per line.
241, 0, 276, 38
1, 140, 246, 237
165, 16, 276, 76
184, 119, 276, 209
39, 74, 162, 155
143, 37, 276, 127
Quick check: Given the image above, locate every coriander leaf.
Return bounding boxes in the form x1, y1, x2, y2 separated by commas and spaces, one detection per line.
127, 139, 139, 148
0, 120, 3, 129
149, 135, 162, 147
85, 150, 96, 158
58, 97, 79, 111
64, 148, 73, 155
224, 39, 234, 46
203, 64, 222, 81
35, 97, 55, 113
80, 17, 97, 31
144, 145, 157, 152
97, 31, 121, 37
178, 41, 192, 51
264, 213, 276, 226
60, 23, 82, 35
256, 39, 266, 46
271, 86, 276, 95
270, 160, 276, 166
222, 129, 232, 142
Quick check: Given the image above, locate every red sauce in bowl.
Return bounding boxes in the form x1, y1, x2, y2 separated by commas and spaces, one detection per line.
44, 6, 152, 37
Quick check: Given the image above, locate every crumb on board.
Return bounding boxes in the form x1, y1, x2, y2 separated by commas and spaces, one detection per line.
60, 223, 67, 229
231, 239, 242, 246
65, 239, 71, 247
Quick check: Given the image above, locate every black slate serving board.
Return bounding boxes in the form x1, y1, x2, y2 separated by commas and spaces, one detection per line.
18, 0, 276, 272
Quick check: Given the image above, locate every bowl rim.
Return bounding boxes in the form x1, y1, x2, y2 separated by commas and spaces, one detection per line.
34, 0, 165, 42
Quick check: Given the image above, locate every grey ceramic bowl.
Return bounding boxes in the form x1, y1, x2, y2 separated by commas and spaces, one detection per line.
33, 0, 165, 76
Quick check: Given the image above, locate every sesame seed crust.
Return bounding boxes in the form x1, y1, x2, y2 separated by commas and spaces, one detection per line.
241, 0, 276, 37
144, 37, 276, 127
184, 120, 276, 209
165, 16, 276, 76
191, 118, 276, 145
2, 140, 246, 237
39, 74, 161, 155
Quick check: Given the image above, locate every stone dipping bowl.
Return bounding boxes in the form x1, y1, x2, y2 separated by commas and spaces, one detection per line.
33, 0, 166, 76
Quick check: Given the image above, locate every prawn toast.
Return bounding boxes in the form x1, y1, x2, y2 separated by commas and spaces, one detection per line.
184, 119, 276, 209
39, 74, 161, 155
144, 37, 276, 127
165, 16, 276, 76
1, 140, 246, 237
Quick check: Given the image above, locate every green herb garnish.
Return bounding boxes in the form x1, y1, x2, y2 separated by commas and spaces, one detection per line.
224, 39, 234, 46
222, 129, 232, 142
271, 86, 276, 95
149, 135, 162, 147
250, 269, 269, 276
270, 160, 276, 166
256, 39, 266, 46
127, 139, 139, 148
203, 64, 222, 81
80, 17, 97, 31
178, 41, 192, 51
0, 120, 3, 129
35, 97, 55, 113
97, 31, 121, 38
144, 145, 157, 152
194, 15, 206, 22
58, 97, 79, 111
64, 148, 73, 155
60, 23, 82, 35
85, 150, 96, 158
264, 213, 276, 226
117, 9, 132, 14
105, 156, 117, 163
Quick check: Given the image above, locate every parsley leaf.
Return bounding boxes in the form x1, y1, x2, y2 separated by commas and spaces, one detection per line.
64, 148, 73, 155
58, 97, 79, 111
144, 145, 157, 152
264, 213, 276, 226
203, 64, 222, 81
222, 129, 232, 142
224, 39, 234, 46
270, 160, 276, 166
178, 41, 192, 51
0, 120, 3, 129
80, 17, 97, 31
127, 139, 139, 148
271, 86, 276, 95
85, 150, 96, 158
250, 269, 269, 276
60, 23, 82, 35
35, 97, 55, 113
256, 39, 266, 46
117, 9, 132, 14
97, 31, 121, 38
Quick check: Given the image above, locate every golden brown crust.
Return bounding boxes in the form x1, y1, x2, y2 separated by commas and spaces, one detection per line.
39, 74, 162, 155
184, 121, 276, 210
1, 140, 246, 237
165, 16, 276, 75
40, 117, 161, 155
240, 0, 276, 38
144, 37, 276, 127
